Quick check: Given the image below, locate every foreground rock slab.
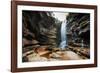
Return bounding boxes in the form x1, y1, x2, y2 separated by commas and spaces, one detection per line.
24, 50, 82, 62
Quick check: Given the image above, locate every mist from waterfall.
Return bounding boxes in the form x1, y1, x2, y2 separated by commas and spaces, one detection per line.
59, 20, 68, 50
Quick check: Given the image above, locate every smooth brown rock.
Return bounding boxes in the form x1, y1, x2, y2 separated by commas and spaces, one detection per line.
27, 53, 48, 62
32, 40, 39, 44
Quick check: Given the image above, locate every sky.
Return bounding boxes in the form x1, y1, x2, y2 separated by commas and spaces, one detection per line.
52, 12, 69, 21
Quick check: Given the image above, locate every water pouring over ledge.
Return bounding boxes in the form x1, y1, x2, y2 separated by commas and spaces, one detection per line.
52, 12, 69, 50
59, 20, 68, 50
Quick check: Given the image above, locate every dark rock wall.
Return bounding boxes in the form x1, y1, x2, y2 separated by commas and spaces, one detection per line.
22, 11, 58, 53
66, 13, 90, 47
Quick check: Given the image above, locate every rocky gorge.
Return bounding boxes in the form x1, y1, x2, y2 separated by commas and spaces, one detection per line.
22, 11, 90, 62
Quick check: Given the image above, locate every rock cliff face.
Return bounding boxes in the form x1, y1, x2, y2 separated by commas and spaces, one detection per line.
66, 13, 90, 48
22, 11, 57, 55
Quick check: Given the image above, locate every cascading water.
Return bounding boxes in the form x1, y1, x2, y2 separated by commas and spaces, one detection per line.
59, 20, 68, 50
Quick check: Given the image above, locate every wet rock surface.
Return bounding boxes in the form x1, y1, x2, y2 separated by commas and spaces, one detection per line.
23, 48, 83, 62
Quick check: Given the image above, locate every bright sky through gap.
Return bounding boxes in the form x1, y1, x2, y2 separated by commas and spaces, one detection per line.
52, 12, 69, 21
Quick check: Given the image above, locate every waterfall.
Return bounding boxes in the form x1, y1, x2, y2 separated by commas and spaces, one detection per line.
59, 20, 68, 50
